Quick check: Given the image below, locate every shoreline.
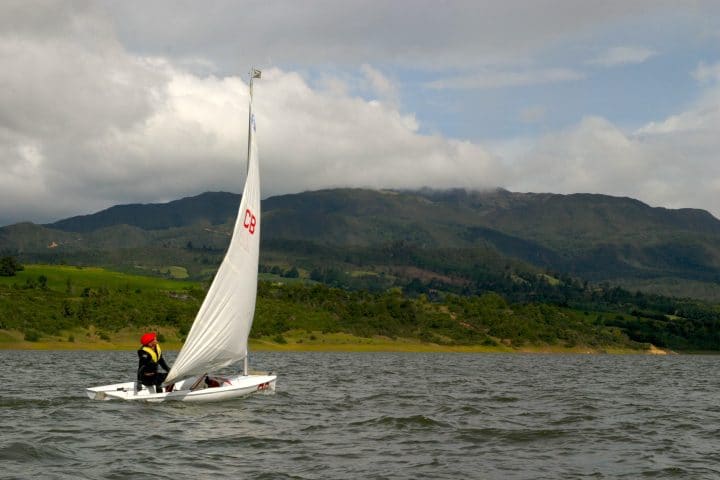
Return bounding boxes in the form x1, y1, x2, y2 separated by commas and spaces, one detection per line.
0, 328, 676, 354
0, 340, 673, 355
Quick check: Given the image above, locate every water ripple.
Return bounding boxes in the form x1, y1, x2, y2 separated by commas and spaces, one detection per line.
2, 351, 720, 479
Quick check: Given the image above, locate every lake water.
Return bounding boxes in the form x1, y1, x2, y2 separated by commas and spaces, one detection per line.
1, 351, 719, 479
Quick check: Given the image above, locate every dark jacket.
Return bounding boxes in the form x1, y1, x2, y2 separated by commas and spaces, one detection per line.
137, 345, 170, 384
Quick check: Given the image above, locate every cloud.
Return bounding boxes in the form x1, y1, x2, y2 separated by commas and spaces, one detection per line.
0, 1, 171, 223
2, 1, 720, 227
241, 69, 506, 196
426, 68, 584, 90
0, 3, 509, 225
636, 62, 720, 137
511, 116, 646, 193
360, 64, 400, 107
504, 58, 720, 218
510, 89, 720, 217
101, 1, 716, 72
693, 61, 720, 83
587, 46, 658, 67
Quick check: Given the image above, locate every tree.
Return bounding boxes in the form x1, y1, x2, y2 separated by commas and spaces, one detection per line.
0, 256, 23, 277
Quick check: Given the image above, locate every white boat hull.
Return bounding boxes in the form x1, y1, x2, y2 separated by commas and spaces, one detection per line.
86, 374, 276, 403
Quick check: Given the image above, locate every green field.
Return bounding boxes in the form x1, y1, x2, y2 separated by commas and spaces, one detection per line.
0, 264, 697, 353
0, 264, 196, 291
0, 265, 201, 347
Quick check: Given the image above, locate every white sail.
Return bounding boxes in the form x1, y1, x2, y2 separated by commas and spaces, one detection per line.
165, 84, 261, 385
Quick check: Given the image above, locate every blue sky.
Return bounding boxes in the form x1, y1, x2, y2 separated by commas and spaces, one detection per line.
374, 15, 714, 142
1, 1, 719, 225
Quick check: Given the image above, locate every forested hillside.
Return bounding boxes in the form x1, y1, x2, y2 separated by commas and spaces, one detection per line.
2, 188, 720, 303
3, 265, 720, 351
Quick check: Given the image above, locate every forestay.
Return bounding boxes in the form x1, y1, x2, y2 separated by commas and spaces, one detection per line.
164, 89, 261, 385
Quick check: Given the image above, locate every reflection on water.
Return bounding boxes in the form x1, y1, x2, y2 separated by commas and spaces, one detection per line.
1, 351, 720, 479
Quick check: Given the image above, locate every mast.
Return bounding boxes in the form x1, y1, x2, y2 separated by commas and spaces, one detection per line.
247, 67, 261, 173
244, 67, 261, 376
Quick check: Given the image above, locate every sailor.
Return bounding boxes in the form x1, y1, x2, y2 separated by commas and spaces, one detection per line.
137, 332, 171, 393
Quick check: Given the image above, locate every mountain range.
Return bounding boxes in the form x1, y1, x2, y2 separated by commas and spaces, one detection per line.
2, 188, 720, 300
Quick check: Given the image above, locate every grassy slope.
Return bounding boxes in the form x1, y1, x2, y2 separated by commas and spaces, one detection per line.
0, 264, 196, 290
0, 265, 657, 353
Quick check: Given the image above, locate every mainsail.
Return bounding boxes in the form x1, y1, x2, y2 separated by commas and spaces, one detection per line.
165, 72, 261, 384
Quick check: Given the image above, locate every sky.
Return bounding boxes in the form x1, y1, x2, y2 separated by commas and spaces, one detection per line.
1, 0, 720, 226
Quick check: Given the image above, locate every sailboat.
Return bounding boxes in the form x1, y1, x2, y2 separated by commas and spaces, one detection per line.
86, 69, 277, 403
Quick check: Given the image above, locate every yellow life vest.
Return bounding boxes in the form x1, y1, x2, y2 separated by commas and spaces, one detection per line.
141, 344, 162, 363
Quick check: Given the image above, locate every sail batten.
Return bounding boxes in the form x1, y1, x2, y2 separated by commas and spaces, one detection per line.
165, 77, 261, 385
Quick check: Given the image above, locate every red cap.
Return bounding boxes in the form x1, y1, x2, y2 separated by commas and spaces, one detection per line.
140, 332, 156, 345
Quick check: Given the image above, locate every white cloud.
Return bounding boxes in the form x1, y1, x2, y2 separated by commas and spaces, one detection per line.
91, 66, 506, 202
0, 3, 509, 225
512, 116, 644, 193
636, 64, 720, 137
510, 90, 720, 217
2, 1, 720, 226
426, 68, 584, 90
360, 64, 399, 107
693, 61, 720, 83
0, 2, 171, 222
505, 56, 720, 219
587, 46, 658, 67
253, 70, 505, 195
